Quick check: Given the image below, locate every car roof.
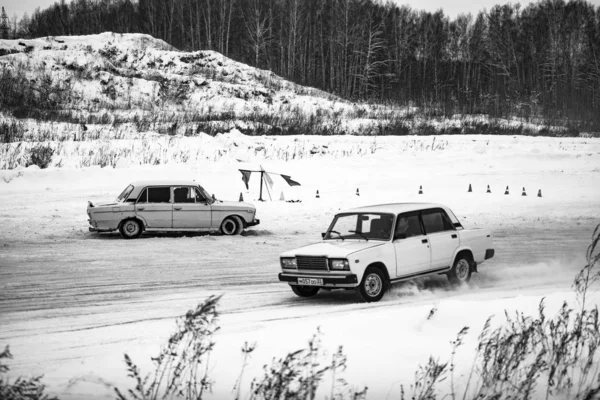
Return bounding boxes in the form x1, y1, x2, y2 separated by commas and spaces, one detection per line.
339, 202, 447, 215
129, 180, 200, 187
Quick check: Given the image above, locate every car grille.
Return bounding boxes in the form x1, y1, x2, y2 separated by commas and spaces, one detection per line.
296, 256, 328, 271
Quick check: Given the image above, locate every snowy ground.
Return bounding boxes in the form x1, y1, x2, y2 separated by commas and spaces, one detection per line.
1, 133, 600, 399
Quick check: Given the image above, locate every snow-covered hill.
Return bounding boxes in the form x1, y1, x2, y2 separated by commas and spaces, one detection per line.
1, 32, 591, 170
0, 32, 359, 137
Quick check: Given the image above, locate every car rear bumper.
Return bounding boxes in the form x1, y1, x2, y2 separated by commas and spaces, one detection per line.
485, 249, 495, 260
88, 219, 117, 233
88, 226, 117, 232
278, 272, 358, 288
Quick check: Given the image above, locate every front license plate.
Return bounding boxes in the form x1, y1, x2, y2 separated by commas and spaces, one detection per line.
297, 278, 324, 286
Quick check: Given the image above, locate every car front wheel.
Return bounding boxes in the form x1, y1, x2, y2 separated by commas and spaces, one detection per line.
290, 285, 320, 297
119, 219, 142, 239
220, 216, 241, 236
447, 254, 473, 285
357, 268, 386, 302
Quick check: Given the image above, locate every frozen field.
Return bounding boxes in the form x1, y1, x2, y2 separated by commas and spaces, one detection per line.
1, 133, 600, 399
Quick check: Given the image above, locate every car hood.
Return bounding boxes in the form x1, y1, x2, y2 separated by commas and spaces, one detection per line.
280, 241, 386, 258
211, 200, 256, 210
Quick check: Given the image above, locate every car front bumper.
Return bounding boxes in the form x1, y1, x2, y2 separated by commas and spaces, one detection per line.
247, 218, 260, 227
278, 272, 358, 288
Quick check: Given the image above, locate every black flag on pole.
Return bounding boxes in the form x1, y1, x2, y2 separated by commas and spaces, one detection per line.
239, 169, 252, 189
239, 168, 301, 201
280, 174, 301, 187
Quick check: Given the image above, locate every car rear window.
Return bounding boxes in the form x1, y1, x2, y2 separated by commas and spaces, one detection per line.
117, 185, 134, 202
421, 209, 455, 234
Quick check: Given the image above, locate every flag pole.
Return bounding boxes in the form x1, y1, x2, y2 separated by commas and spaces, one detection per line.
265, 176, 272, 201
259, 171, 264, 201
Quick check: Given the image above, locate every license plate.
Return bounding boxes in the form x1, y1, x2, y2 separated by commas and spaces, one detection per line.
297, 278, 323, 286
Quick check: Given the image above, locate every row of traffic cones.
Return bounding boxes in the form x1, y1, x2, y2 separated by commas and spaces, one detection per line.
315, 188, 361, 198
468, 184, 542, 197
243, 184, 544, 201
311, 185, 543, 198
239, 191, 289, 201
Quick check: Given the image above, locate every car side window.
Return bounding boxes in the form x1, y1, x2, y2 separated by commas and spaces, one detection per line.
173, 186, 196, 203
147, 187, 171, 203
193, 187, 207, 203
137, 188, 148, 203
421, 209, 455, 234
395, 212, 423, 239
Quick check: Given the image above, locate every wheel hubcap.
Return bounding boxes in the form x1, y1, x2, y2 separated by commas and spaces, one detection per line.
365, 274, 382, 297
456, 259, 469, 280
224, 220, 235, 234
125, 222, 138, 235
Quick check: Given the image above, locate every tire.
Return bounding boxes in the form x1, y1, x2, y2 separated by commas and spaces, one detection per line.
357, 267, 387, 302
232, 215, 244, 235
447, 254, 473, 285
290, 285, 320, 297
220, 216, 240, 236
119, 219, 142, 239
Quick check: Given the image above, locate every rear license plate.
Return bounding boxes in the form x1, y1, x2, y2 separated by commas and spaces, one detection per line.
297, 278, 323, 286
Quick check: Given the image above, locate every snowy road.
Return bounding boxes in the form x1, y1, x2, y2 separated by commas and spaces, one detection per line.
0, 225, 589, 320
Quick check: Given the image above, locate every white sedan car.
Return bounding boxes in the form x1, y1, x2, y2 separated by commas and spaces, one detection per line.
87, 180, 259, 238
279, 203, 494, 302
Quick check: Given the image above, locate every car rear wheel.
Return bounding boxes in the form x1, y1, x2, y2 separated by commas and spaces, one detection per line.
357, 267, 386, 302
220, 216, 240, 236
119, 219, 142, 239
447, 254, 473, 285
290, 285, 320, 297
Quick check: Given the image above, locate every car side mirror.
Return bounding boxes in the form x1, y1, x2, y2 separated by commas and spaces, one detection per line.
212, 194, 216, 200
394, 233, 407, 240
321, 232, 326, 239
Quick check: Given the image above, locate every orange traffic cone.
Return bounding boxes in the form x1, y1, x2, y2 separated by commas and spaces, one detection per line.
486, 185, 491, 193
522, 187, 527, 196
356, 188, 360, 196
537, 189, 542, 198
280, 191, 285, 201
468, 184, 472, 193
418, 185, 423, 195
504, 186, 509, 195
239, 192, 244, 202
316, 190, 320, 198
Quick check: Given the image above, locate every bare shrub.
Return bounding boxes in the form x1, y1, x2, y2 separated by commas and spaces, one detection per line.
248, 331, 367, 400
115, 295, 221, 400
29, 144, 54, 169
0, 120, 26, 143
0, 345, 58, 400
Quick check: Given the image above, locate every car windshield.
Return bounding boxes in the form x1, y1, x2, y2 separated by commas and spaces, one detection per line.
325, 213, 395, 241
197, 185, 214, 204
116, 185, 134, 203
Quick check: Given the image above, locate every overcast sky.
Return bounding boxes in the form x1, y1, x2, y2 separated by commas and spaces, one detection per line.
3, 0, 600, 24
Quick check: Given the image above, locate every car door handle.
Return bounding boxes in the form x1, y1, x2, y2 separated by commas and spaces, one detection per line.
451, 234, 457, 239
137, 207, 145, 211
421, 239, 428, 244
174, 207, 182, 211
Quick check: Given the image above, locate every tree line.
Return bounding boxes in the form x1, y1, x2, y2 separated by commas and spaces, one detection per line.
8, 0, 600, 129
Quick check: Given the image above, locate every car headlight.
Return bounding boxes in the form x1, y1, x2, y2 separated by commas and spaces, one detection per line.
329, 259, 350, 270
281, 257, 297, 269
